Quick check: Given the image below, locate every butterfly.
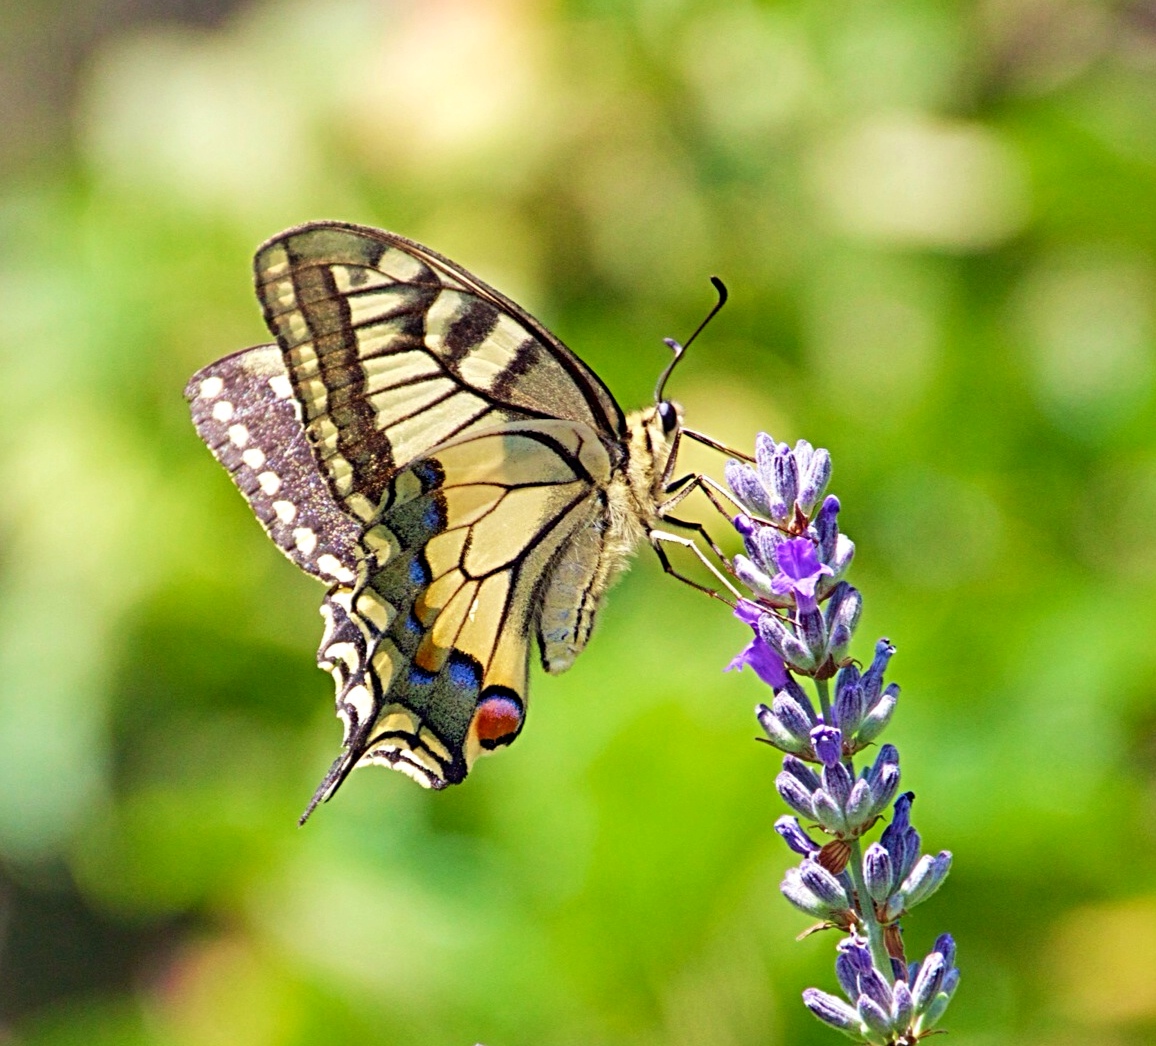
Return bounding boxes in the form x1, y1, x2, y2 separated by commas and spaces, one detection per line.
186, 221, 736, 819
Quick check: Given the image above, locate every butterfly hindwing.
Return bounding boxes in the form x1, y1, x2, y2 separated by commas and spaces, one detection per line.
185, 345, 359, 585
307, 420, 614, 801
253, 223, 626, 520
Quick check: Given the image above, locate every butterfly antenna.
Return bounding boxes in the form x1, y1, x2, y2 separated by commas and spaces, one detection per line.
655, 276, 729, 402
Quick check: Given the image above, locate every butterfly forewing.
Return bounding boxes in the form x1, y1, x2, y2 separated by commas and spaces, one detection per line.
254, 223, 625, 520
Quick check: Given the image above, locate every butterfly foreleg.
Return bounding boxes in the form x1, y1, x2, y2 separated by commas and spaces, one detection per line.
648, 528, 743, 604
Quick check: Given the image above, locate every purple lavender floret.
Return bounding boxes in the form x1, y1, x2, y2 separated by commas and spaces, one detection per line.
772, 538, 832, 612
727, 601, 788, 688
812, 725, 843, 768
722, 432, 957, 1042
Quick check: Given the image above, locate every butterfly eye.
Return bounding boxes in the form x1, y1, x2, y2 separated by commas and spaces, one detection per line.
658, 400, 679, 435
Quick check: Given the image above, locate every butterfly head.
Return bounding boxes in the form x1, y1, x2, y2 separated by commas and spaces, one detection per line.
623, 398, 684, 510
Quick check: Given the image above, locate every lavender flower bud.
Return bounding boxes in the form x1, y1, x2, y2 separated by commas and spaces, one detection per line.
774, 816, 820, 857
733, 514, 755, 537
811, 789, 849, 835
824, 582, 863, 664
835, 948, 860, 999
798, 446, 832, 515
897, 851, 953, 909
863, 843, 894, 902
821, 759, 854, 809
781, 676, 818, 719
776, 772, 817, 821
881, 792, 920, 881
743, 523, 782, 574
770, 444, 799, 521
801, 988, 860, 1033
825, 534, 856, 583
910, 952, 945, 1011
758, 612, 815, 671
732, 554, 777, 599
814, 495, 840, 561
863, 745, 901, 817
756, 704, 809, 754
799, 858, 851, 909
754, 434, 778, 497
833, 665, 865, 734
774, 691, 819, 746
783, 755, 822, 792
888, 790, 913, 832
856, 683, 899, 745
793, 438, 814, 477
844, 778, 875, 831
856, 995, 893, 1040
892, 979, 914, 1029
725, 459, 771, 517
782, 861, 850, 920
797, 606, 828, 667
911, 938, 960, 1034
840, 938, 874, 974
857, 965, 894, 1013
861, 639, 896, 705
812, 725, 843, 768
934, 933, 957, 968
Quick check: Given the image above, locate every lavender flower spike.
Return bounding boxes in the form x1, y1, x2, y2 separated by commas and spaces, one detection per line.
722, 431, 958, 1042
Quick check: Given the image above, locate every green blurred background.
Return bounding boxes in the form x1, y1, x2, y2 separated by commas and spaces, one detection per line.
2, 0, 1156, 1043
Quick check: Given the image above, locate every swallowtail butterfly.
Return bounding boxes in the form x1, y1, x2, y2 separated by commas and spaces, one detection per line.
186, 222, 732, 819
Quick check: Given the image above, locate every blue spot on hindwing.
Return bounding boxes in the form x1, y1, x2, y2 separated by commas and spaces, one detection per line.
408, 662, 436, 686
412, 459, 445, 492
385, 491, 447, 549
447, 652, 482, 695
409, 553, 431, 587
422, 497, 445, 534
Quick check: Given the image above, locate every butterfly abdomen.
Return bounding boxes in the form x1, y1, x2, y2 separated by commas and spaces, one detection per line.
533, 411, 671, 675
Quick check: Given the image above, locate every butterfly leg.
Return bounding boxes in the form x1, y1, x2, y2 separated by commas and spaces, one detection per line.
649, 528, 744, 603
659, 472, 750, 560
656, 503, 731, 569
